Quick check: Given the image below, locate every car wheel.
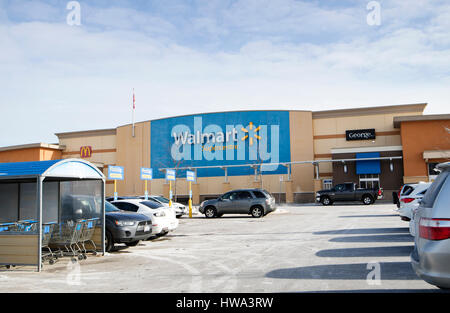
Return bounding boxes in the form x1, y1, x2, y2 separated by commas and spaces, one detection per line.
362, 195, 374, 205
251, 206, 264, 218
204, 206, 217, 218
105, 230, 114, 253
125, 241, 140, 247
321, 196, 332, 206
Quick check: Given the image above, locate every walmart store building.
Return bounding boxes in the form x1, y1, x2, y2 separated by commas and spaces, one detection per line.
49, 103, 447, 204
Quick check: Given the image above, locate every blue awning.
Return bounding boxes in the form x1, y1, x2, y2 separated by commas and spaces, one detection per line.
0, 159, 104, 180
356, 152, 381, 175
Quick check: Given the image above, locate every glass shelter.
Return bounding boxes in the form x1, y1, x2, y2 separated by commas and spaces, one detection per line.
0, 159, 105, 272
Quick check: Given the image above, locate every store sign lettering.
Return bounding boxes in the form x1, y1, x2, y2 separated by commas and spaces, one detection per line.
346, 129, 376, 141
170, 117, 279, 167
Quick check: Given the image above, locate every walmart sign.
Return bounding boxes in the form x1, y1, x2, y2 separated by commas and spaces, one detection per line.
151, 111, 291, 179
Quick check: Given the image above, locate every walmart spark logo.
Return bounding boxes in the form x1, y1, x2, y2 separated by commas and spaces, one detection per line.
241, 122, 262, 146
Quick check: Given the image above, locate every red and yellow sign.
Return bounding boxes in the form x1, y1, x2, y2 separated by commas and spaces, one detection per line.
80, 146, 93, 158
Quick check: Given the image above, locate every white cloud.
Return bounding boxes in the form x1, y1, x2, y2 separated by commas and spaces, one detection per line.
0, 0, 449, 146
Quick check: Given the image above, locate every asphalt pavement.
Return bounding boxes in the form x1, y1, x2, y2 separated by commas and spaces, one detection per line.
0, 203, 443, 293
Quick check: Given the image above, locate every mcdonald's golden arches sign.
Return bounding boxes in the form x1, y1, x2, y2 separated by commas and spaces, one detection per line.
80, 146, 93, 158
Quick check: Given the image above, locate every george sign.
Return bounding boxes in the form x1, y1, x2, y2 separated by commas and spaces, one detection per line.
166, 169, 176, 181
108, 166, 124, 180
140, 168, 153, 180
346, 129, 376, 141
80, 146, 93, 158
186, 170, 196, 182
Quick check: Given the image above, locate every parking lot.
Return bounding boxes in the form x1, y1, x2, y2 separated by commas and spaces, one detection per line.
0, 203, 442, 293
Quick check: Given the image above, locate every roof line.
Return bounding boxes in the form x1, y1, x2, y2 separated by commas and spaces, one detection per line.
393, 113, 450, 128
0, 143, 63, 152
55, 128, 117, 139
312, 103, 427, 119
54, 103, 429, 135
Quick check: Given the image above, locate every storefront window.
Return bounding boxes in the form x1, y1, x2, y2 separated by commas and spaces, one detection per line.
359, 174, 380, 189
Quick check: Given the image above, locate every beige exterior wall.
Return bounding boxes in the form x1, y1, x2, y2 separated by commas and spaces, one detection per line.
312, 109, 425, 180
113, 111, 314, 198
312, 112, 414, 155
289, 111, 315, 193
57, 129, 117, 195
53, 104, 427, 200
148, 174, 288, 199
116, 122, 151, 196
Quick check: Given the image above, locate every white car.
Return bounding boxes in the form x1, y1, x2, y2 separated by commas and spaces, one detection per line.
145, 195, 187, 218
398, 182, 431, 222
111, 199, 179, 236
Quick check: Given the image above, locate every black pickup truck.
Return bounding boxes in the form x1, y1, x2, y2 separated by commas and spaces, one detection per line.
316, 183, 382, 206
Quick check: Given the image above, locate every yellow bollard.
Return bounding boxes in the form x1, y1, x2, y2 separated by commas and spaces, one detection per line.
189, 181, 193, 218
169, 181, 173, 207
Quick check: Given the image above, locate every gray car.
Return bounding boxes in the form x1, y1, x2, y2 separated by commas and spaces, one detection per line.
411, 162, 450, 289
199, 189, 276, 218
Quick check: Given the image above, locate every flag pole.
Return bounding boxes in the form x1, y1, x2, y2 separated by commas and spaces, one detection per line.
132, 88, 136, 137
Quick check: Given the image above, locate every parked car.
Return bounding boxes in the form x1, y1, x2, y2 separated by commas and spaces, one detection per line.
106, 196, 142, 202
111, 199, 179, 236
141, 195, 187, 218
316, 182, 382, 206
105, 202, 152, 252
411, 162, 450, 289
199, 189, 276, 218
397, 182, 431, 222
107, 195, 187, 218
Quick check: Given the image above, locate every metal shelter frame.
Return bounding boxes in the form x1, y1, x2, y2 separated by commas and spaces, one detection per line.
0, 159, 106, 272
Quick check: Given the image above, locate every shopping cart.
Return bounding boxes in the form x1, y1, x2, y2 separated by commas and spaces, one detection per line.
0, 223, 17, 233
78, 218, 99, 258
16, 220, 38, 233
41, 222, 57, 265
49, 221, 86, 262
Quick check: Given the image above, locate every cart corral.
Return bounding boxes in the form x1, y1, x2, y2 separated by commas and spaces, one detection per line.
0, 159, 106, 272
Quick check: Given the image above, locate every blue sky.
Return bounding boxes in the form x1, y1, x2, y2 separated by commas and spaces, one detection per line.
0, 0, 449, 146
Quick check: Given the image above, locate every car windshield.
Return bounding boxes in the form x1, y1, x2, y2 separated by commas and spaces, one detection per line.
153, 196, 170, 204
105, 202, 120, 213
141, 201, 164, 209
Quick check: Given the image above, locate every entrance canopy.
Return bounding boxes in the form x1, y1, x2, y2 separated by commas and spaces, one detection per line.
356, 152, 381, 175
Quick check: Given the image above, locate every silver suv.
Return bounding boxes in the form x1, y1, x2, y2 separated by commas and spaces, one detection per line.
199, 189, 276, 218
411, 162, 450, 290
